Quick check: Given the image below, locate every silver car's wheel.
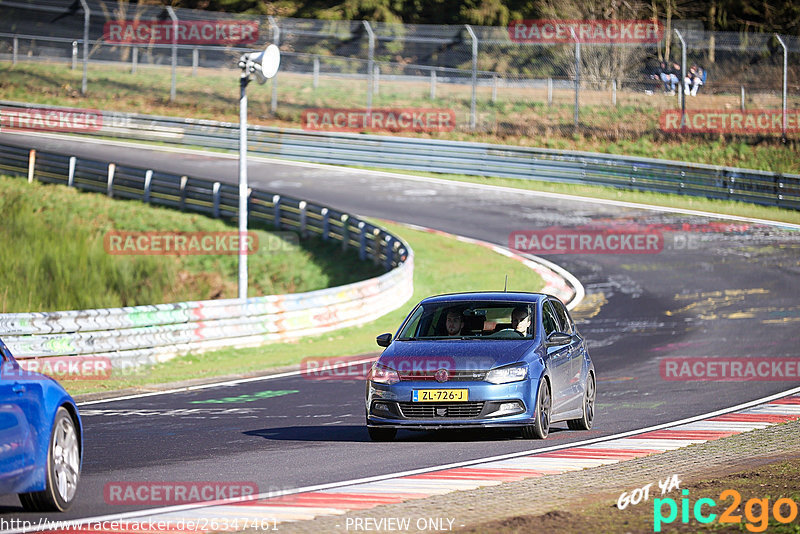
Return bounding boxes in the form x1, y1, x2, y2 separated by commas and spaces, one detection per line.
19, 407, 80, 512
568, 372, 596, 431
522, 378, 550, 439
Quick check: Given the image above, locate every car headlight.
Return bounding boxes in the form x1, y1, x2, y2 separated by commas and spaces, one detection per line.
367, 364, 400, 385
486, 365, 528, 384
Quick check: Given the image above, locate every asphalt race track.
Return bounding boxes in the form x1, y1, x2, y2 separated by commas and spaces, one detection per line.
1, 132, 799, 523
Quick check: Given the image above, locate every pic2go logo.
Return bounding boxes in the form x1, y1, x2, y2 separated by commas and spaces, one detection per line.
654, 489, 799, 532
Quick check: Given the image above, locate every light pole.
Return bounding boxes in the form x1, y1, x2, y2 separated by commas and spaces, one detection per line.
236, 44, 280, 300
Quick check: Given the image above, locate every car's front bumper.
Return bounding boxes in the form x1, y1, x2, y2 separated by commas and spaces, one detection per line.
366, 379, 536, 428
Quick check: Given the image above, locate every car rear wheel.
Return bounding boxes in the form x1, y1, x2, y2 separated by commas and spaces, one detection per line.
19, 407, 80, 512
522, 378, 550, 439
568, 372, 595, 431
368, 427, 397, 441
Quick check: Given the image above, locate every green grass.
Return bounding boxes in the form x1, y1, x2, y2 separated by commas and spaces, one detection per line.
1, 61, 798, 174
0, 174, 383, 312
457, 456, 800, 533
64, 219, 545, 395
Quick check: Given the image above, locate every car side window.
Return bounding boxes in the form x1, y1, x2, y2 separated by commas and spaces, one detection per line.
550, 299, 573, 335
542, 301, 560, 336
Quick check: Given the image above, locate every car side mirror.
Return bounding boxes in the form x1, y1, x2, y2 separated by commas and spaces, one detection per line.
376, 333, 392, 347
546, 332, 572, 346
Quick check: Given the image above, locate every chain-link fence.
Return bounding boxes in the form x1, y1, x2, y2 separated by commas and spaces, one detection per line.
0, 0, 798, 140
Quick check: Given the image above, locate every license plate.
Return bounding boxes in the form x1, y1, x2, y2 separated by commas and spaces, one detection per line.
412, 389, 468, 402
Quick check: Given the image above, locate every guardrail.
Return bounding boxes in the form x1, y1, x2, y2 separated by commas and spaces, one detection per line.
0, 143, 414, 369
2, 100, 797, 210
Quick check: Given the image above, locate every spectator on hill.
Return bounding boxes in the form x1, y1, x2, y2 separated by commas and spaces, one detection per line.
684, 64, 705, 96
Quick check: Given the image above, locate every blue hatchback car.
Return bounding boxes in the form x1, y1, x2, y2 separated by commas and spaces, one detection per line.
0, 338, 83, 511
366, 292, 595, 440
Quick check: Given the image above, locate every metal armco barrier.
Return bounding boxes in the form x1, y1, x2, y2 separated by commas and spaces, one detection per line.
2, 100, 797, 210
0, 143, 414, 368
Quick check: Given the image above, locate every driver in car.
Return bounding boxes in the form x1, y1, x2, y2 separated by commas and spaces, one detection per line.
445, 310, 464, 336
511, 306, 531, 336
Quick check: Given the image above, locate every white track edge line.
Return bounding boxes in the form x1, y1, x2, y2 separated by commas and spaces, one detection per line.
17, 385, 798, 534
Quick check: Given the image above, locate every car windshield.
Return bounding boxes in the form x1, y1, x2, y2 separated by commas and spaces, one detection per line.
397, 301, 535, 340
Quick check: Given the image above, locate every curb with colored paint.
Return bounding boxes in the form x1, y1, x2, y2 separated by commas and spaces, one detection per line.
24, 390, 800, 534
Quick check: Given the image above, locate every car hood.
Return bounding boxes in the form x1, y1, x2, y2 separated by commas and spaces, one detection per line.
379, 339, 535, 371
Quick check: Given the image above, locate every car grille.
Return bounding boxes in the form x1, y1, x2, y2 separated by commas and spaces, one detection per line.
398, 371, 487, 382
397, 402, 485, 418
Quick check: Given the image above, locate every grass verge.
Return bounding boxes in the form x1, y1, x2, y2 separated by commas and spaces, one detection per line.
458, 455, 800, 533
0, 174, 382, 312
63, 220, 544, 396
1, 61, 798, 173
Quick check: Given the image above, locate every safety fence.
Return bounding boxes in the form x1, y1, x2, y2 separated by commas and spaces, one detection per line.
0, 142, 414, 368
2, 101, 797, 210
0, 1, 798, 138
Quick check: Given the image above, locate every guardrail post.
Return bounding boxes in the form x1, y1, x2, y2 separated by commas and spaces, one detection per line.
166, 7, 178, 102
268, 16, 280, 113
272, 194, 281, 229
547, 77, 552, 106
740, 86, 745, 111
384, 235, 393, 269
27, 150, 35, 183
358, 221, 367, 260
340, 214, 349, 250
492, 74, 498, 103
71, 41, 78, 70
465, 25, 478, 131
321, 208, 330, 239
313, 56, 319, 89
212, 182, 221, 218
67, 156, 76, 187
299, 200, 307, 236
179, 175, 188, 210
430, 70, 436, 100
107, 163, 116, 197
192, 47, 198, 76
131, 46, 138, 74
371, 228, 381, 264
612, 79, 617, 107
12, 37, 17, 65
143, 170, 153, 203
79, 0, 89, 95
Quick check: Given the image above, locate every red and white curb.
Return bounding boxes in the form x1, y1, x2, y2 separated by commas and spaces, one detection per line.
22, 390, 800, 534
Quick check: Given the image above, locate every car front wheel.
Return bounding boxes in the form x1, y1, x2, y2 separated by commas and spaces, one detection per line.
19, 407, 80, 512
522, 378, 550, 439
568, 371, 595, 431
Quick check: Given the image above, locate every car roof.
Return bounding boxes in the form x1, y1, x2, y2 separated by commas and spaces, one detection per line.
419, 291, 551, 305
